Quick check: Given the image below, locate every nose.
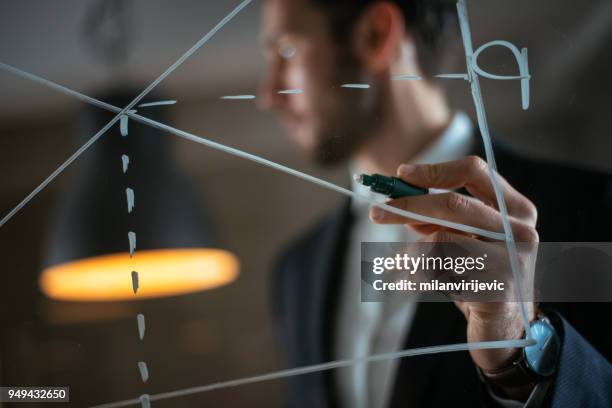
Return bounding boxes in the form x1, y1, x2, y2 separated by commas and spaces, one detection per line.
257, 59, 284, 111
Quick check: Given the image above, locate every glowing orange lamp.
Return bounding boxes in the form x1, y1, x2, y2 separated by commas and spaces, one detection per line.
40, 249, 239, 302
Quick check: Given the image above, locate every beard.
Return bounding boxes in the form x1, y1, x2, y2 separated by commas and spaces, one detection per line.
309, 49, 383, 166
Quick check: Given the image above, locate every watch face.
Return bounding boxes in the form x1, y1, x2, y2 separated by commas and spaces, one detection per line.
524, 320, 560, 377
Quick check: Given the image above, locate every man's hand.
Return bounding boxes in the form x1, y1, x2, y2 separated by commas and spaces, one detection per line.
369, 155, 538, 372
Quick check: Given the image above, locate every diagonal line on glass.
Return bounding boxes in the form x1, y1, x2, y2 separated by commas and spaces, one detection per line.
88, 339, 533, 408
456, 0, 531, 337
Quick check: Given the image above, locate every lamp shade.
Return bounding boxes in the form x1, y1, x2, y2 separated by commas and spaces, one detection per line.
41, 89, 238, 301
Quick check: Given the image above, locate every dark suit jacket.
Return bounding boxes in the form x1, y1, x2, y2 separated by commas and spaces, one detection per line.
273, 141, 612, 407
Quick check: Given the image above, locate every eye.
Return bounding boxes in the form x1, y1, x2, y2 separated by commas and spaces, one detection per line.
278, 41, 296, 59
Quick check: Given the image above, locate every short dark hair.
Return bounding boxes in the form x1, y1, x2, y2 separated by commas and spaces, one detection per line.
310, 0, 458, 75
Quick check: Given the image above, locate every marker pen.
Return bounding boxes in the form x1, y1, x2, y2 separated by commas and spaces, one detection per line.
354, 173, 428, 199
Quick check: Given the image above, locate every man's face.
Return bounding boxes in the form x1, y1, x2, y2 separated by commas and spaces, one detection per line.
259, 0, 381, 165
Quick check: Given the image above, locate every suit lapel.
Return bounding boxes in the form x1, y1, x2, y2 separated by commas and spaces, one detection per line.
297, 199, 353, 406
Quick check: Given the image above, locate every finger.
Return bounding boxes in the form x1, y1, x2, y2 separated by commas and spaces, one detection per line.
371, 193, 504, 234
408, 223, 474, 238
396, 156, 537, 225
370, 193, 538, 242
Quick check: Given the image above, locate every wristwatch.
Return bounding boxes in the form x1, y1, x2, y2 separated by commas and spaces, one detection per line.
481, 315, 561, 388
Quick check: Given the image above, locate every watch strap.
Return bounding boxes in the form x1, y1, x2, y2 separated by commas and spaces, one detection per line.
480, 348, 539, 388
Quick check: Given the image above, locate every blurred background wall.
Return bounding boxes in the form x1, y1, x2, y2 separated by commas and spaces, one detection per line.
0, 0, 611, 406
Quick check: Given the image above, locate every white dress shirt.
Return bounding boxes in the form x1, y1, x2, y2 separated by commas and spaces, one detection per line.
334, 112, 474, 408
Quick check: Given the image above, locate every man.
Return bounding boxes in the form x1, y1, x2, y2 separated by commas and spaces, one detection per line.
258, 0, 612, 406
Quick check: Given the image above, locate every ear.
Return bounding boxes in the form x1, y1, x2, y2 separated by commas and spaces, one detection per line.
352, 2, 405, 74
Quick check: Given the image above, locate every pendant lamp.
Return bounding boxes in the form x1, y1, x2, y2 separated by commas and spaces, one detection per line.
40, 89, 239, 301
